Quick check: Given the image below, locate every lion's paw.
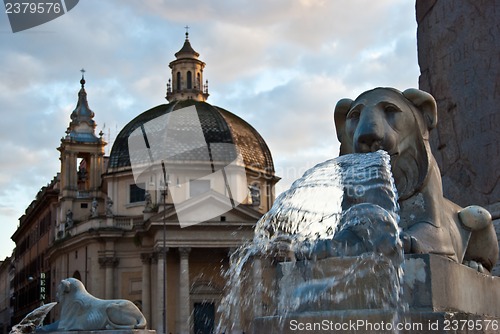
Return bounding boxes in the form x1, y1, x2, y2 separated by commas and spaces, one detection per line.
401, 233, 422, 254
463, 260, 486, 273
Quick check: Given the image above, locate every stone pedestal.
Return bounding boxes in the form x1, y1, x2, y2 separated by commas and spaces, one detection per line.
403, 255, 500, 316
253, 254, 500, 333
254, 310, 499, 334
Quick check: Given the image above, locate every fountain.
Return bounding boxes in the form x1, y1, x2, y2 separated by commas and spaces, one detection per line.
218, 88, 500, 334
11, 88, 500, 334
11, 278, 154, 334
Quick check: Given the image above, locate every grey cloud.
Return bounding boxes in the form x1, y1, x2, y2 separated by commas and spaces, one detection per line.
0, 0, 419, 258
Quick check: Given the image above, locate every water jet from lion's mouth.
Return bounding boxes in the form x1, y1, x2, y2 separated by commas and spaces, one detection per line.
216, 150, 406, 333
10, 302, 57, 334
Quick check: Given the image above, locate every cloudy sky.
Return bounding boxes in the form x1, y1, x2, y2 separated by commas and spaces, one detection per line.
0, 0, 419, 259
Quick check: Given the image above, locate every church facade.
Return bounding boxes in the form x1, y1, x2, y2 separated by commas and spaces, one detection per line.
11, 33, 279, 334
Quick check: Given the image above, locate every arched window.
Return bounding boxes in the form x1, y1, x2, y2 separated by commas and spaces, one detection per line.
197, 73, 201, 90
187, 71, 192, 89
249, 183, 261, 206
176, 72, 181, 91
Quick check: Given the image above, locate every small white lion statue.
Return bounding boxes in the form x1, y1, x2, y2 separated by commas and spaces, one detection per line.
50, 278, 147, 331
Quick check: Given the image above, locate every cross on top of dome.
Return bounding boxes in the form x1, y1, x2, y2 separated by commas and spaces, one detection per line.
167, 29, 209, 102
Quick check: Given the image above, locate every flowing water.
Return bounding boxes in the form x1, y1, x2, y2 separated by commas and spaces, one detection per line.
9, 302, 56, 334
217, 151, 407, 333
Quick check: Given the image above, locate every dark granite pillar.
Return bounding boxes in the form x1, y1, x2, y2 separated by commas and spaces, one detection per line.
416, 0, 500, 274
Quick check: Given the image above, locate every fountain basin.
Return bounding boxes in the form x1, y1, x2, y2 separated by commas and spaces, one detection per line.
254, 310, 499, 334
254, 254, 500, 334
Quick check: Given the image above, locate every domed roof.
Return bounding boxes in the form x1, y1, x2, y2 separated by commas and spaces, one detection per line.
108, 99, 274, 175
67, 75, 99, 143
174, 32, 200, 59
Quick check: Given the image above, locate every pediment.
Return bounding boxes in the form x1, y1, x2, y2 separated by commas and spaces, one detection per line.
147, 190, 262, 226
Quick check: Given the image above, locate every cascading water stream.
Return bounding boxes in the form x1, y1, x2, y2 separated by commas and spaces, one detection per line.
217, 151, 407, 333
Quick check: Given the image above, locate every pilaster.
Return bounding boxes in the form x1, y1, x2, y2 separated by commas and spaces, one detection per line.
178, 247, 191, 334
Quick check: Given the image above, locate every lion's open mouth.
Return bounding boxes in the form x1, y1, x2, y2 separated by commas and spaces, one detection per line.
368, 149, 399, 158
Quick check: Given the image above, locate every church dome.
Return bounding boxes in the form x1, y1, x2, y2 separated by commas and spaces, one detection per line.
107, 99, 275, 175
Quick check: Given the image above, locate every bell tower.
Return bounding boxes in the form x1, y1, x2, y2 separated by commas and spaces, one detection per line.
166, 28, 209, 102
57, 70, 107, 234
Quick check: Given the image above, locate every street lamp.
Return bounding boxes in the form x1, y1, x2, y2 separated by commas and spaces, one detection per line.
160, 160, 168, 334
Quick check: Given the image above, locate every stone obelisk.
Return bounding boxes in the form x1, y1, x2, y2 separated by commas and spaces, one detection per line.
416, 0, 500, 274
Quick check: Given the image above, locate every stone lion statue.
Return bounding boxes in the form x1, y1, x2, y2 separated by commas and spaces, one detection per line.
46, 278, 147, 331
333, 87, 499, 273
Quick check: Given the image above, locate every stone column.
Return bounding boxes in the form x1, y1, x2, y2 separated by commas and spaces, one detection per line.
98, 240, 118, 299
90, 153, 103, 191
141, 253, 152, 325
178, 247, 191, 334
69, 152, 77, 191
105, 264, 114, 299
89, 154, 96, 190
98, 255, 119, 299
60, 152, 69, 191
156, 248, 168, 334
416, 0, 500, 274
61, 151, 77, 194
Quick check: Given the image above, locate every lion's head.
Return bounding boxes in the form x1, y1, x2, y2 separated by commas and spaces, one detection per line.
334, 88, 438, 200
56, 278, 86, 303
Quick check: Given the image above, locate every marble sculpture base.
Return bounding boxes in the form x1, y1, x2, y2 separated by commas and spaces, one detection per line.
253, 254, 500, 333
